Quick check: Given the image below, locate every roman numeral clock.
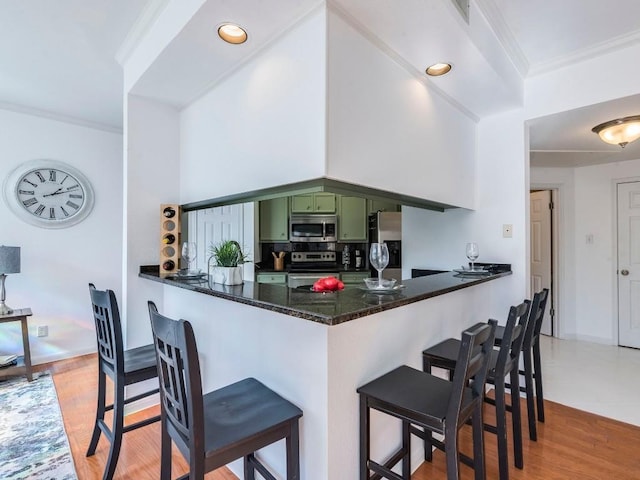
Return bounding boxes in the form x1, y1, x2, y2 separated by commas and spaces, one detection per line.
3, 160, 94, 228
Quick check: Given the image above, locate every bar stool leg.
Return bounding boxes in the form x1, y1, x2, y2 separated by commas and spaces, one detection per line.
244, 454, 256, 480
523, 351, 537, 441
402, 420, 411, 479
422, 357, 434, 462
494, 378, 509, 480
359, 395, 370, 480
471, 401, 486, 480
444, 423, 461, 480
510, 368, 524, 469
286, 421, 300, 480
87, 369, 106, 456
103, 380, 125, 480
533, 342, 545, 422
160, 418, 172, 480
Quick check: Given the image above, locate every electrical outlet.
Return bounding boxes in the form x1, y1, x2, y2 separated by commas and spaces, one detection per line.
37, 325, 48, 337
503, 224, 513, 238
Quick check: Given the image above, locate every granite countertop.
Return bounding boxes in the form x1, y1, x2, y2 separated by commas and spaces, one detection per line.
140, 266, 511, 326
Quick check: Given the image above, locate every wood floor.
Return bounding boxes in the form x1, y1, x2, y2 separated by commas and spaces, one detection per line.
40, 353, 235, 480
41, 353, 640, 479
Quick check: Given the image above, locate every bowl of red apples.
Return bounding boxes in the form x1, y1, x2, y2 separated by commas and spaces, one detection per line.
312, 275, 344, 293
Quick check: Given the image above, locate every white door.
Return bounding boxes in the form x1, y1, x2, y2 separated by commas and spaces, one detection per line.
617, 181, 640, 349
530, 190, 553, 335
188, 205, 244, 272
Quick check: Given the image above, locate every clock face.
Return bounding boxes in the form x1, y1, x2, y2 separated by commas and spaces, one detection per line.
3, 160, 94, 228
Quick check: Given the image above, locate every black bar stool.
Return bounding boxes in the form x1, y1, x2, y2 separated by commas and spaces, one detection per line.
148, 302, 303, 480
422, 301, 530, 480
495, 288, 549, 441
86, 284, 161, 480
357, 321, 496, 480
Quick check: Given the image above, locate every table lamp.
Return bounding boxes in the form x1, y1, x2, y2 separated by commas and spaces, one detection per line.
0, 246, 20, 315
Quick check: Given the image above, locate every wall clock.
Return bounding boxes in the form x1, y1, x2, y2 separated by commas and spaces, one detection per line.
3, 159, 95, 229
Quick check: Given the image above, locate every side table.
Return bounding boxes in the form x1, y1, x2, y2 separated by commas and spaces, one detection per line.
0, 308, 33, 381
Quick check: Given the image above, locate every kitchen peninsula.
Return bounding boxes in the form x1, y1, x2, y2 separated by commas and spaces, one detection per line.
141, 267, 511, 478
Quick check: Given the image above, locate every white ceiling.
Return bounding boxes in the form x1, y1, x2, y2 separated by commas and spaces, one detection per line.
0, 0, 148, 131
2, 0, 640, 165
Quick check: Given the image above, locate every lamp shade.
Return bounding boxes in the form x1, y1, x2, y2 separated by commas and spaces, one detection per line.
0, 246, 21, 274
592, 115, 640, 148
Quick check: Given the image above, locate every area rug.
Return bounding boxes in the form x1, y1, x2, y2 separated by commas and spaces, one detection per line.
0, 372, 77, 479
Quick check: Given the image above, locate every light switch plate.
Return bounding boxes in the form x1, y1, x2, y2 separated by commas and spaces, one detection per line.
503, 224, 513, 238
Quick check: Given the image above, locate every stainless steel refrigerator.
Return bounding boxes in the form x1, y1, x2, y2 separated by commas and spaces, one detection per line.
368, 211, 402, 281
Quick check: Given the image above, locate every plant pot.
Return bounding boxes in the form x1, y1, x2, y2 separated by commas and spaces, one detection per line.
211, 265, 243, 285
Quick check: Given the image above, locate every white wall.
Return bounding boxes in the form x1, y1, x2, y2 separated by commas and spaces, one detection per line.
0, 109, 122, 363
326, 10, 477, 210
532, 158, 640, 344
402, 108, 529, 318
124, 95, 180, 349
179, 9, 327, 205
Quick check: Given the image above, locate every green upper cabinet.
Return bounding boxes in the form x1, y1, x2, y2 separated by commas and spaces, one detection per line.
259, 197, 289, 241
368, 199, 399, 214
338, 196, 368, 241
291, 193, 336, 213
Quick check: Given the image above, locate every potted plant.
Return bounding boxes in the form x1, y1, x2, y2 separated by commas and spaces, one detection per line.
208, 240, 250, 285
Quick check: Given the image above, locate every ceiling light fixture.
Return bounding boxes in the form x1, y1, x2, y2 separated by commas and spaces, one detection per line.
425, 63, 452, 76
591, 115, 640, 148
217, 23, 248, 44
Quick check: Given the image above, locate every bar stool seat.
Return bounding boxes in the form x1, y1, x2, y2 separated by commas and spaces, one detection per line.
422, 301, 530, 480
357, 321, 496, 480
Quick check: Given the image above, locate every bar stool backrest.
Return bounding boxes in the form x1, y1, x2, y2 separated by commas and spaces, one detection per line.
148, 302, 204, 454
449, 319, 497, 428
531, 288, 550, 344
495, 300, 531, 376
89, 283, 124, 374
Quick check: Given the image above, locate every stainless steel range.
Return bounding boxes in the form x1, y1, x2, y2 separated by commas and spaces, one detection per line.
287, 249, 338, 288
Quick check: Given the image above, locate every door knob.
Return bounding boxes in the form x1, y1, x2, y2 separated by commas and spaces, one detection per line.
621, 269, 630, 276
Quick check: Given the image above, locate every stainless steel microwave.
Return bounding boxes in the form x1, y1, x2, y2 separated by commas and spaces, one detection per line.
289, 214, 338, 242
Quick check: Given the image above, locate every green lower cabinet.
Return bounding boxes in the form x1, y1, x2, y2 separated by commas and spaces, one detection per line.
338, 196, 368, 241
340, 272, 370, 286
256, 273, 288, 284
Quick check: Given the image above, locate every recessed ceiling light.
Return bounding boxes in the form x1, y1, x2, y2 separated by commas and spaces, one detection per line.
218, 23, 248, 44
426, 63, 452, 76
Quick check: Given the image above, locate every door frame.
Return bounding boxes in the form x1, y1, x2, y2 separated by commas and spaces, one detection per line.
530, 183, 561, 338
613, 177, 640, 346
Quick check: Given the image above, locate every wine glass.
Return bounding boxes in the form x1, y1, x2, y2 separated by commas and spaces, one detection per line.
465, 242, 479, 271
370, 242, 390, 287
182, 242, 197, 274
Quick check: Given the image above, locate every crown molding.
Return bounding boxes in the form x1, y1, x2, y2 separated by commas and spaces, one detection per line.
528, 29, 640, 77
115, 0, 170, 66
0, 102, 122, 134
474, 0, 529, 76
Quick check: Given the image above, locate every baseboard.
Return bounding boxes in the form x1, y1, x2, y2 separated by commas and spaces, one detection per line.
562, 333, 616, 345
31, 347, 97, 366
